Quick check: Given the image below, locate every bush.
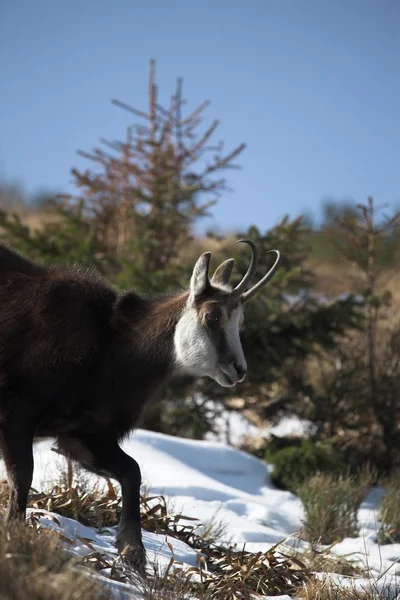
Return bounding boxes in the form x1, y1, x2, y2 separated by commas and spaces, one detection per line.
378, 471, 400, 543
265, 438, 344, 492
296, 470, 373, 545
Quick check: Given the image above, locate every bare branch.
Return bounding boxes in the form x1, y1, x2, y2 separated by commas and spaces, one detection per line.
111, 99, 149, 121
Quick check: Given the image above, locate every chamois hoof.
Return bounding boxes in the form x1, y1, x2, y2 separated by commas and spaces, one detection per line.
118, 542, 147, 577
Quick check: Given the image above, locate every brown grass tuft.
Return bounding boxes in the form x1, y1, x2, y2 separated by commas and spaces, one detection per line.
298, 577, 374, 600
298, 547, 366, 578
0, 519, 111, 600
378, 471, 400, 544
1, 466, 312, 599
296, 471, 373, 545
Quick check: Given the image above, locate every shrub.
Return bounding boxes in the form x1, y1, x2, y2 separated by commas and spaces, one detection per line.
265, 438, 344, 492
377, 470, 400, 543
296, 470, 373, 545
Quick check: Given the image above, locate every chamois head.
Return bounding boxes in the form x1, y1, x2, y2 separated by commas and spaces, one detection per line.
174, 240, 282, 387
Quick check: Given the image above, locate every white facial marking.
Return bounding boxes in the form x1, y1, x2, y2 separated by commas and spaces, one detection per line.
173, 299, 247, 388
174, 307, 217, 376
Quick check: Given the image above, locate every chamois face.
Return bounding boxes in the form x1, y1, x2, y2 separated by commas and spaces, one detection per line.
174, 253, 248, 387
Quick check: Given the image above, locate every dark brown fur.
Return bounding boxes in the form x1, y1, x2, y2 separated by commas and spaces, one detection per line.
0, 244, 189, 572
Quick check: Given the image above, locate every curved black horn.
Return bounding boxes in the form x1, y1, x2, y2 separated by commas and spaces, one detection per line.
231, 240, 259, 297
240, 249, 282, 303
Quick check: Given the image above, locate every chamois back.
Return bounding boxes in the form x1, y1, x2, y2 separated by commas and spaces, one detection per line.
0, 243, 45, 278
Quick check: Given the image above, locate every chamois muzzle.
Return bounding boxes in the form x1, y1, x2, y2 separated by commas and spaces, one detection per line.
231, 239, 282, 303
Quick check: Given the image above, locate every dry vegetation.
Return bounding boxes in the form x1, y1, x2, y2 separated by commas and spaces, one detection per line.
0, 519, 111, 600
298, 577, 387, 600
1, 451, 399, 598
378, 471, 400, 544
296, 470, 374, 545
0, 466, 312, 599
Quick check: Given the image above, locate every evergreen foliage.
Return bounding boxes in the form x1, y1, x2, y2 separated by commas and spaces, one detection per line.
265, 437, 343, 492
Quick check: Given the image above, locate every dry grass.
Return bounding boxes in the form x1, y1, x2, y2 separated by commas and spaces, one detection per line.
307, 259, 360, 296
193, 545, 311, 599
139, 565, 209, 599
298, 577, 378, 600
296, 470, 373, 546
2, 457, 389, 599
0, 519, 111, 600
378, 471, 400, 544
298, 547, 366, 578
0, 206, 66, 239
306, 255, 400, 304
1, 460, 397, 599
0, 470, 312, 599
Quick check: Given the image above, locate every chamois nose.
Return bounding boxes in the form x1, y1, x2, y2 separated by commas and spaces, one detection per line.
234, 363, 247, 382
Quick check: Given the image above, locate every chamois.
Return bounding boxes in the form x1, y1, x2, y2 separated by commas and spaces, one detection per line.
0, 240, 281, 572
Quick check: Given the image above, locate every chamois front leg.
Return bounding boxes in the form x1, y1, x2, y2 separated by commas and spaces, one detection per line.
57, 434, 145, 573
0, 422, 34, 522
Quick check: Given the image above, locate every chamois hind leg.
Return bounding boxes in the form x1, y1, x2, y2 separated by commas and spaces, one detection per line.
0, 422, 34, 522
57, 433, 145, 573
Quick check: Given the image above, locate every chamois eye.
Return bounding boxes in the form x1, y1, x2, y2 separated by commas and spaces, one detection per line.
205, 312, 219, 323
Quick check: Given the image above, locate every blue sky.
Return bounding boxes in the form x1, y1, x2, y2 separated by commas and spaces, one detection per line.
1, 0, 399, 234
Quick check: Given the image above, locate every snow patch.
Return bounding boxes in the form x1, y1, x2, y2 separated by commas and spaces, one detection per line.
0, 428, 399, 599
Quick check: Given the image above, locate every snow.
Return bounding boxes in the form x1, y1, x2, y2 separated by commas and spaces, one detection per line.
204, 404, 315, 446
1, 428, 399, 599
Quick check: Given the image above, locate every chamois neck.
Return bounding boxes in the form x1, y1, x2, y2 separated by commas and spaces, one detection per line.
114, 290, 189, 373
143, 291, 189, 341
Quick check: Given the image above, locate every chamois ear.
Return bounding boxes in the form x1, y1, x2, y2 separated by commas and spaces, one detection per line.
189, 252, 211, 302
211, 259, 235, 287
